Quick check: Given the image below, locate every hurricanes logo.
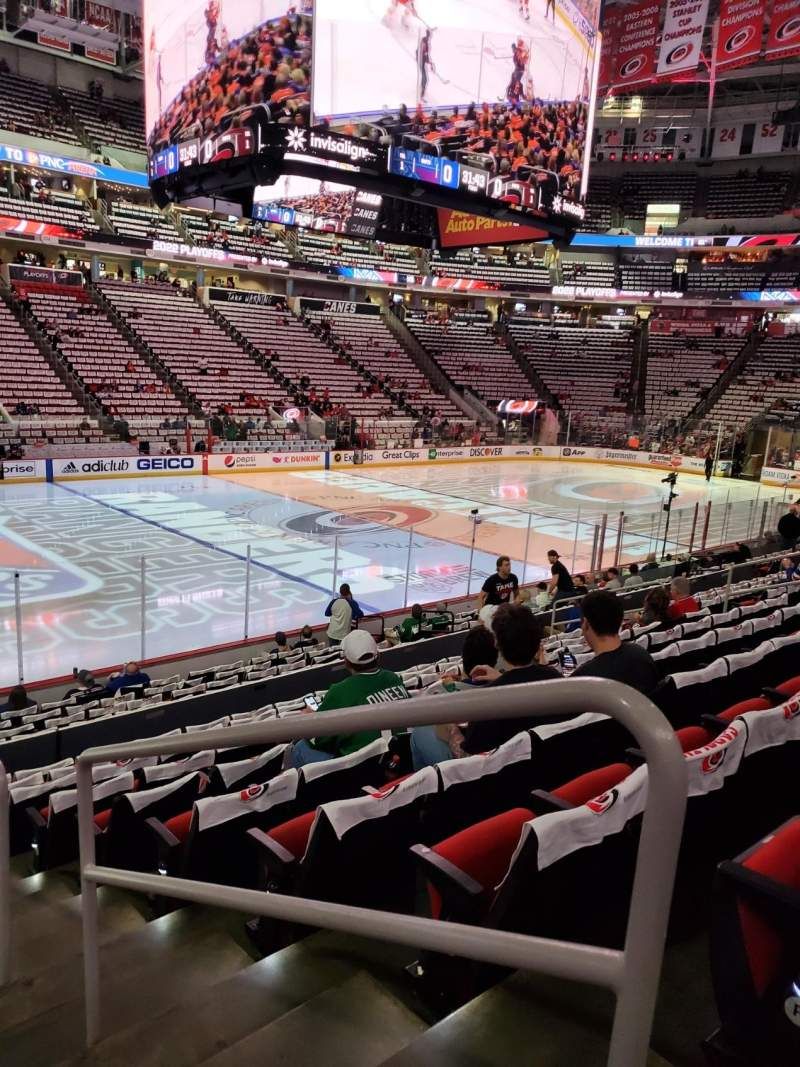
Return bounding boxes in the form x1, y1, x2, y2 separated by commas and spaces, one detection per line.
664, 43, 692, 67
724, 25, 756, 54
240, 783, 265, 801
587, 789, 619, 814
618, 54, 646, 79
775, 14, 800, 45
702, 750, 726, 774
784, 700, 800, 721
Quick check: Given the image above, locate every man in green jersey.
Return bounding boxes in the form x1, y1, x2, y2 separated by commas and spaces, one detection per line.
397, 603, 425, 642
289, 630, 410, 768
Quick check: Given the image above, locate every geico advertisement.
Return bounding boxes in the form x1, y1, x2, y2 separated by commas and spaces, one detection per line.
208, 452, 325, 472
53, 456, 201, 479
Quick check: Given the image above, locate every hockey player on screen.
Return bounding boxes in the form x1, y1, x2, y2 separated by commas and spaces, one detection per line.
204, 0, 221, 64
545, 0, 556, 22
417, 27, 436, 102
384, 0, 420, 30
506, 38, 529, 100
518, 0, 530, 20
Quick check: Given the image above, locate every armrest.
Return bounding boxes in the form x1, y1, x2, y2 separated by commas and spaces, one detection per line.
145, 816, 181, 850
529, 788, 576, 813
761, 687, 784, 705
410, 844, 484, 898
624, 747, 646, 766
700, 714, 728, 732
25, 805, 47, 830
247, 826, 296, 866
410, 843, 488, 924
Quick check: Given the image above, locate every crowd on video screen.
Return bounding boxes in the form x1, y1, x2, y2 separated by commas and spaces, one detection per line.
149, 4, 587, 205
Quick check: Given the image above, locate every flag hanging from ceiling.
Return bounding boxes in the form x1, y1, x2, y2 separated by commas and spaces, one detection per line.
612, 0, 661, 86
716, 0, 767, 70
657, 0, 711, 75
764, 0, 800, 60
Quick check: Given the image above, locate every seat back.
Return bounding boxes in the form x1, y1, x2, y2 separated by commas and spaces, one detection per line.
297, 737, 390, 809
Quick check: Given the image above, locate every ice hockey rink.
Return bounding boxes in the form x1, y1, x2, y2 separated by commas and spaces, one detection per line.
312, 0, 596, 114
0, 460, 786, 688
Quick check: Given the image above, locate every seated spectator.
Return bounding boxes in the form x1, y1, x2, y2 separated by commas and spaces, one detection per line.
325, 582, 364, 645
637, 586, 672, 627
573, 592, 659, 696
780, 556, 800, 581
0, 684, 35, 715
64, 669, 108, 702
624, 562, 643, 588
289, 631, 409, 768
292, 624, 319, 650
106, 661, 151, 695
272, 632, 290, 658
641, 553, 659, 572
667, 576, 701, 620
534, 581, 551, 610
462, 604, 563, 752
397, 603, 425, 642
603, 567, 622, 591
573, 574, 590, 593
410, 626, 499, 769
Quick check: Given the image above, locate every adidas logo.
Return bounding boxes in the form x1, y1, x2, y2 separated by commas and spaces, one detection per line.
62, 462, 79, 474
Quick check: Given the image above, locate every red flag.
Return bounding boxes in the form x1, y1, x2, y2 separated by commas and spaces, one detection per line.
716, 0, 767, 70
599, 8, 621, 91
765, 0, 800, 60
612, 0, 661, 87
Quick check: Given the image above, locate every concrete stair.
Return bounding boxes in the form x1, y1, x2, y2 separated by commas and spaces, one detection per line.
1, 855, 712, 1066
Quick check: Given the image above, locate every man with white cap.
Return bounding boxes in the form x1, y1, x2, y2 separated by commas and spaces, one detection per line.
289, 629, 410, 768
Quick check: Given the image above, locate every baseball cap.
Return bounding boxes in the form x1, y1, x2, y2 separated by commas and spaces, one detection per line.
341, 630, 378, 665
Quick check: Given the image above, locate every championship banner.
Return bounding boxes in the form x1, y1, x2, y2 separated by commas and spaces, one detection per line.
716, 0, 766, 69
765, 0, 800, 59
598, 9, 621, 91
612, 0, 661, 86
657, 0, 710, 75
437, 209, 547, 248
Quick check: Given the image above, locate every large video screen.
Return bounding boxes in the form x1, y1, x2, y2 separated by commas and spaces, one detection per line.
253, 175, 382, 237
144, 0, 598, 224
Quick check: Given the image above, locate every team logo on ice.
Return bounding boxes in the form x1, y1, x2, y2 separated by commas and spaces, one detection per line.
0, 518, 101, 607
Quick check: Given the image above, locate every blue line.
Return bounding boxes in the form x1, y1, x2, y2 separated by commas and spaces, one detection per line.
54, 480, 380, 612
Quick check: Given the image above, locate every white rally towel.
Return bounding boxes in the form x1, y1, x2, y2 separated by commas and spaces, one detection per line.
437, 730, 532, 790
124, 770, 204, 814
682, 721, 747, 797
318, 765, 439, 843
299, 737, 389, 783
195, 768, 299, 833
216, 745, 288, 789
50, 771, 135, 816
143, 751, 215, 783
740, 696, 800, 757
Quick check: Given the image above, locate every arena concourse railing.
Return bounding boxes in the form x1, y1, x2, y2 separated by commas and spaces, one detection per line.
72, 679, 688, 1066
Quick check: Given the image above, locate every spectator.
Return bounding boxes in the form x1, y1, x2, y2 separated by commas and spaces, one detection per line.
780, 556, 800, 581
603, 567, 622, 591
573, 592, 659, 696
106, 661, 151, 695
64, 669, 107, 702
624, 562, 644, 588
289, 631, 409, 768
398, 603, 425, 642
325, 582, 364, 644
573, 573, 590, 593
641, 553, 659, 572
0, 684, 35, 715
292, 624, 319, 650
272, 632, 290, 657
534, 581, 551, 610
637, 586, 672, 627
461, 604, 563, 752
778, 503, 800, 549
667, 576, 701, 620
478, 555, 519, 609
546, 549, 575, 600
410, 626, 499, 768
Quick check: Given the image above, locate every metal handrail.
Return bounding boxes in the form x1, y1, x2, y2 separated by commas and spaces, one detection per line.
76, 679, 687, 1064
0, 761, 9, 987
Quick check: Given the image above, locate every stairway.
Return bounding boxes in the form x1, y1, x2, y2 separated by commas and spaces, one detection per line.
501, 323, 562, 414
0, 845, 716, 1066
680, 329, 765, 427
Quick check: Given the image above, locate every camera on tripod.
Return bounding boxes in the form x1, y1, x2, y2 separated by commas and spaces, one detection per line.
661, 471, 679, 511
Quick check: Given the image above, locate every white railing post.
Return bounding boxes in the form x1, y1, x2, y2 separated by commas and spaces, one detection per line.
521, 513, 532, 586
722, 564, 735, 612
139, 556, 146, 663
77, 758, 100, 1045
597, 513, 608, 571
243, 544, 252, 640
331, 535, 340, 597
402, 527, 414, 608
571, 504, 581, 573
466, 515, 478, 596
613, 512, 625, 567
0, 762, 9, 988
13, 572, 23, 684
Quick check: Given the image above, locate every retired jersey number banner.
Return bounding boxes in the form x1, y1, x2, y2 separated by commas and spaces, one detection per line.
716, 0, 767, 69
657, 0, 710, 75
612, 0, 661, 86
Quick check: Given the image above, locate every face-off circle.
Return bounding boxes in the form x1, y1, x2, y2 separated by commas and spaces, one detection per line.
284, 504, 433, 536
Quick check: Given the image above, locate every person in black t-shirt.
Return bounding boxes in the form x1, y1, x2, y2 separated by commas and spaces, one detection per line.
546, 549, 575, 601
573, 591, 659, 696
478, 555, 519, 609
462, 604, 564, 752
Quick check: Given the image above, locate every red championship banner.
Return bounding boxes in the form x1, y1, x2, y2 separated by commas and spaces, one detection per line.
657, 0, 710, 75
716, 0, 767, 69
437, 210, 547, 249
612, 0, 661, 86
598, 8, 621, 91
765, 0, 800, 59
